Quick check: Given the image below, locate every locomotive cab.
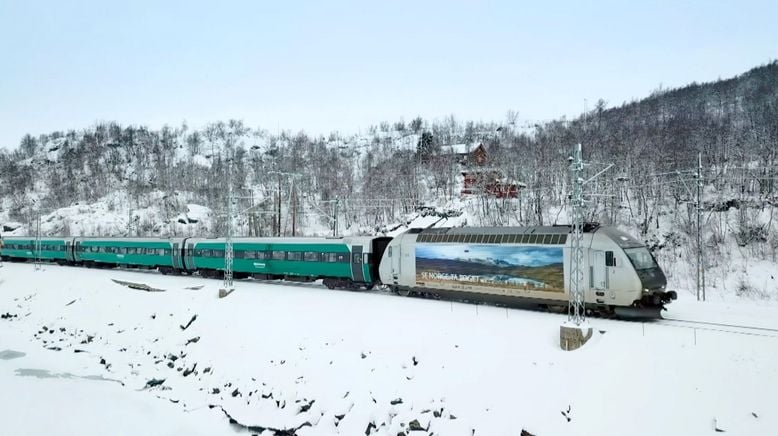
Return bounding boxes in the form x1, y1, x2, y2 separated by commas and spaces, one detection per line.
596, 227, 676, 311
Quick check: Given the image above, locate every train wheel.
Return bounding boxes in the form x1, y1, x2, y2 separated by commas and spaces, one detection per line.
395, 288, 411, 297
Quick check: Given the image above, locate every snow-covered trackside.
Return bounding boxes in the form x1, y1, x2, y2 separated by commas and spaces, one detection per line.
2, 263, 778, 435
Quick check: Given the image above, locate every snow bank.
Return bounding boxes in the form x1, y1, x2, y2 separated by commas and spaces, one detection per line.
1, 263, 777, 435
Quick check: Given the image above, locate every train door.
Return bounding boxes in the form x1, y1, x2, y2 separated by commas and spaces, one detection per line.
590, 250, 607, 290
183, 241, 197, 271
390, 243, 401, 283
351, 245, 364, 282
172, 240, 183, 269
65, 239, 74, 262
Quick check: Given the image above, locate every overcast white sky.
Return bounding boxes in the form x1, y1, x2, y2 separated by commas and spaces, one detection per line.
0, 0, 776, 149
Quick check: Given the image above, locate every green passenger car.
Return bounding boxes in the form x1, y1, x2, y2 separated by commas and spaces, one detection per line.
74, 238, 175, 268
0, 237, 73, 262
183, 237, 384, 286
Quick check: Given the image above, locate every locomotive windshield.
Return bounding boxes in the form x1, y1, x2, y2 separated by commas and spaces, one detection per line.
624, 247, 658, 270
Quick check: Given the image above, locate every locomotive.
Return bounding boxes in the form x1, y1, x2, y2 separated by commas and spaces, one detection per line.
0, 223, 676, 316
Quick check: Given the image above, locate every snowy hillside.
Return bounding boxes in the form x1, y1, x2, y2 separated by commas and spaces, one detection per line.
1, 263, 777, 435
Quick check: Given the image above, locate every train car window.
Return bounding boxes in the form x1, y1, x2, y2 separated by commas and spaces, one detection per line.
272, 250, 286, 260
337, 253, 348, 263
418, 235, 426, 242
352, 253, 361, 264
213, 250, 224, 257
364, 253, 371, 264
606, 251, 616, 267
288, 252, 302, 261
559, 235, 568, 245
528, 235, 538, 244
303, 252, 318, 262
486, 235, 495, 244
244, 251, 255, 259
540, 235, 549, 244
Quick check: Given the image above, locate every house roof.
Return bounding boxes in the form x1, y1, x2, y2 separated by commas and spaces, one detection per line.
440, 143, 470, 154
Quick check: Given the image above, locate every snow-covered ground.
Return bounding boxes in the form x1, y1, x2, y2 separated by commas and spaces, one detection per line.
1, 262, 778, 435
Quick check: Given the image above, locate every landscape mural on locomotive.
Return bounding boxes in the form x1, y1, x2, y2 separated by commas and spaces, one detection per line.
415, 243, 565, 292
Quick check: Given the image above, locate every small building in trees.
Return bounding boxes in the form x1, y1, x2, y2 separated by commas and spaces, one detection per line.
461, 168, 524, 198
440, 142, 487, 166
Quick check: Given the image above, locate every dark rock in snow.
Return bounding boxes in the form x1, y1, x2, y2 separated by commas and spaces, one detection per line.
520, 430, 536, 436
182, 363, 197, 377
180, 314, 197, 330
298, 399, 315, 413
145, 378, 165, 388
408, 419, 426, 431
212, 388, 220, 394
390, 398, 403, 405
185, 336, 200, 346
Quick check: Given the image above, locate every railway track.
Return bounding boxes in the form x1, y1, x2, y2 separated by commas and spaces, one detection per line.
655, 317, 778, 338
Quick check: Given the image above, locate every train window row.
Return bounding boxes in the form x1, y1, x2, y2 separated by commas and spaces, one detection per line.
78, 246, 171, 255
191, 249, 354, 263
3, 243, 65, 251
417, 233, 568, 245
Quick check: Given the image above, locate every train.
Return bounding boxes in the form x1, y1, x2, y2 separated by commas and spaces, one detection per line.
0, 223, 677, 317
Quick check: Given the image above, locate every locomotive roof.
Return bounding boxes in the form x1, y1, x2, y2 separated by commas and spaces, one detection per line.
418, 224, 599, 235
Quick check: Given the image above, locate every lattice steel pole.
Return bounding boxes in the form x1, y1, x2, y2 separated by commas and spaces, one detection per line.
220, 156, 235, 297
697, 152, 706, 302
34, 214, 42, 271
568, 143, 585, 325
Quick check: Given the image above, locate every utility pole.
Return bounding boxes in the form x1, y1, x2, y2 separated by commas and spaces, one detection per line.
568, 143, 586, 325
696, 152, 706, 302
277, 173, 282, 236
561, 143, 612, 351
333, 198, 339, 237
220, 155, 235, 298
291, 177, 297, 237
34, 213, 42, 271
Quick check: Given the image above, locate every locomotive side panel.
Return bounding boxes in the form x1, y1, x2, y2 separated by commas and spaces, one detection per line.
414, 242, 566, 299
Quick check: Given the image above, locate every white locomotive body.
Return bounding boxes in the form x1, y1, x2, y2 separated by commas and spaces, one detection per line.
378, 224, 675, 315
